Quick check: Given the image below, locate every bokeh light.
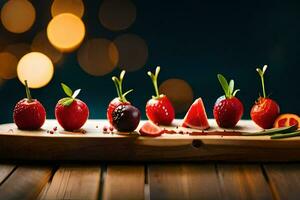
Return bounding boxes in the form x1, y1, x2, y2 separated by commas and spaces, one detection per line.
0, 0, 36, 33
47, 13, 85, 52
99, 0, 136, 31
17, 52, 54, 88
31, 31, 63, 63
4, 43, 30, 59
0, 52, 18, 79
51, 0, 84, 18
113, 34, 148, 71
159, 79, 194, 113
77, 38, 119, 76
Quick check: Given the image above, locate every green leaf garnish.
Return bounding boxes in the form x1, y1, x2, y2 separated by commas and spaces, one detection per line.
241, 125, 298, 136
148, 66, 162, 99
271, 130, 300, 139
256, 65, 268, 98
72, 89, 81, 99
61, 83, 73, 97
112, 70, 133, 102
60, 83, 81, 106
217, 74, 240, 98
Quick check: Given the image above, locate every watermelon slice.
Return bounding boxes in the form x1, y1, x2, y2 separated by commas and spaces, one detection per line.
182, 98, 210, 130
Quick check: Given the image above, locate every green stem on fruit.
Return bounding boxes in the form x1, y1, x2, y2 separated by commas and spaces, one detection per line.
147, 66, 161, 98
256, 65, 267, 98
112, 70, 132, 102
24, 80, 32, 102
217, 74, 240, 99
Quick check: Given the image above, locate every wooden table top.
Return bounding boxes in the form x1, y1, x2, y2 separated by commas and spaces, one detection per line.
0, 162, 299, 200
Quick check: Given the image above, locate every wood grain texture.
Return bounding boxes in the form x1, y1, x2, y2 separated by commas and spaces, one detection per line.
148, 164, 222, 200
264, 164, 300, 200
0, 164, 15, 185
39, 165, 101, 200
0, 166, 52, 200
102, 165, 145, 200
1, 120, 300, 161
217, 164, 273, 200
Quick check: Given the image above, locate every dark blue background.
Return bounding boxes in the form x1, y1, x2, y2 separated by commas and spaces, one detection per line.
0, 0, 299, 123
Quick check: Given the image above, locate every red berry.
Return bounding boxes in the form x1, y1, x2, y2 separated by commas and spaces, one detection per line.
13, 80, 46, 130
139, 121, 163, 137
55, 99, 89, 131
107, 70, 133, 126
214, 96, 244, 128
146, 66, 175, 125
13, 98, 46, 130
213, 74, 244, 128
251, 98, 280, 129
146, 95, 175, 125
107, 97, 130, 126
55, 83, 89, 131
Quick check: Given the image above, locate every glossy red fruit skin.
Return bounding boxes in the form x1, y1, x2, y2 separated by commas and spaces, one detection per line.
250, 98, 280, 129
107, 97, 130, 126
213, 96, 244, 128
146, 95, 175, 125
13, 98, 46, 130
55, 99, 89, 131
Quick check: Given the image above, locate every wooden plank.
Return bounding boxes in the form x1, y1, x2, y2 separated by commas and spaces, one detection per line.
1, 120, 300, 161
217, 164, 273, 200
0, 166, 52, 200
40, 165, 101, 200
102, 165, 145, 200
148, 164, 222, 200
0, 164, 16, 185
264, 164, 300, 200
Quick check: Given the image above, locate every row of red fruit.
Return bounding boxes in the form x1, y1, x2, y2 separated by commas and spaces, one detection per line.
12, 65, 299, 137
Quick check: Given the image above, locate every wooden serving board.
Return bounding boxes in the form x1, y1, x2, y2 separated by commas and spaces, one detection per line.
0, 119, 300, 162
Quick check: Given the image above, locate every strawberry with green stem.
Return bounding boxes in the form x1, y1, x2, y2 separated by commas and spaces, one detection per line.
213, 74, 244, 128
13, 80, 46, 130
250, 65, 280, 129
107, 70, 133, 126
55, 83, 89, 131
146, 66, 175, 125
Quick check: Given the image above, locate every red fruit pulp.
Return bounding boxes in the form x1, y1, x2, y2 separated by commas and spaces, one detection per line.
250, 98, 280, 129
146, 95, 175, 125
13, 98, 46, 130
55, 99, 89, 131
107, 97, 130, 126
139, 121, 163, 137
213, 96, 244, 128
182, 98, 210, 130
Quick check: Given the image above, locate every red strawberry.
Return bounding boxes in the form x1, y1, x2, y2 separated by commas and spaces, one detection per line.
107, 70, 132, 126
13, 80, 46, 130
55, 83, 89, 131
213, 74, 244, 128
250, 65, 280, 129
139, 121, 163, 137
146, 66, 175, 125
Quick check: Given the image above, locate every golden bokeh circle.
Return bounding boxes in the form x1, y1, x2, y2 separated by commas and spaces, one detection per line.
47, 13, 85, 52
159, 79, 194, 113
0, 52, 18, 79
17, 52, 54, 88
51, 0, 84, 18
113, 34, 148, 71
1, 0, 36, 33
77, 38, 119, 76
31, 31, 63, 64
99, 0, 136, 31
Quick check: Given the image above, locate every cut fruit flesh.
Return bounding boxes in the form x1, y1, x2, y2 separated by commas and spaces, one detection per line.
139, 121, 163, 137
182, 98, 210, 130
274, 113, 300, 129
